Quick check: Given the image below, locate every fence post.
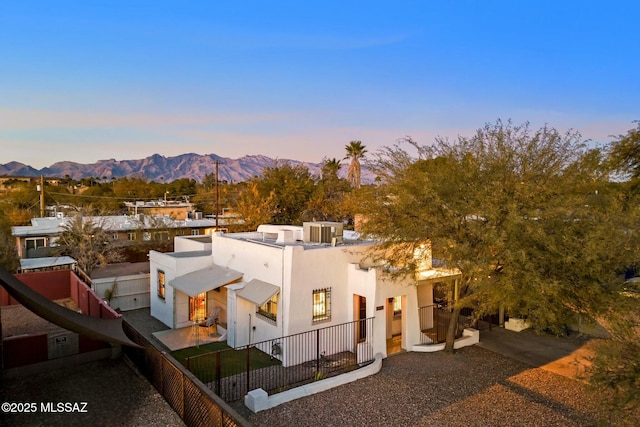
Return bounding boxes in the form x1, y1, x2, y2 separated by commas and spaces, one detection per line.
316, 329, 320, 373
216, 351, 221, 396
246, 345, 250, 397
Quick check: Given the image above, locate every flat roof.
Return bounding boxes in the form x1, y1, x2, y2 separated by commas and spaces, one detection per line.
19, 256, 76, 270
222, 228, 371, 249
91, 262, 150, 279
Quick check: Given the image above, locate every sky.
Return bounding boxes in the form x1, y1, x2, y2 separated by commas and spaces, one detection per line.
1, 1, 639, 169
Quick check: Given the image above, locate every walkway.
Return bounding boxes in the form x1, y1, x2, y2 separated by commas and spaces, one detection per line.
476, 327, 597, 380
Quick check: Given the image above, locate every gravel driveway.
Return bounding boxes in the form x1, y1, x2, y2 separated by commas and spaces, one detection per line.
242, 346, 636, 427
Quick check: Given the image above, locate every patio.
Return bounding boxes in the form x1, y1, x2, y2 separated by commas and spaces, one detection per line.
152, 323, 227, 351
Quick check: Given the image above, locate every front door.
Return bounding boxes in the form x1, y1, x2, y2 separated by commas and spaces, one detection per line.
189, 292, 207, 322
357, 295, 366, 342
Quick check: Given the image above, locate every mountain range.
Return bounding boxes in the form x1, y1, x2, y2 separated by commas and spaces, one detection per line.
0, 153, 373, 183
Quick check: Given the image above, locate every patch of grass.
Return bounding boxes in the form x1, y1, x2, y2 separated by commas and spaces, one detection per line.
172, 343, 281, 383
171, 342, 231, 366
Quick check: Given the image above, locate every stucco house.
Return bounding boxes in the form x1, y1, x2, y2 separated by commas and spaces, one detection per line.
149, 222, 465, 358
11, 213, 228, 260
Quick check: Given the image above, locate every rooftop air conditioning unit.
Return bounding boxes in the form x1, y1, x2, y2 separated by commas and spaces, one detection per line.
303, 222, 344, 245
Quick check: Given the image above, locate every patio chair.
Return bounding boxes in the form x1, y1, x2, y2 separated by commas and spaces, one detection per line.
199, 307, 220, 335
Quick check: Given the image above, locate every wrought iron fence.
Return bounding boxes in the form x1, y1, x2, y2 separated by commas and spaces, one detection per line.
121, 321, 249, 427
187, 317, 375, 402
418, 305, 472, 344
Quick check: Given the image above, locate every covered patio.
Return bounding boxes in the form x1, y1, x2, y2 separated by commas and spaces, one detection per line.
169, 264, 242, 330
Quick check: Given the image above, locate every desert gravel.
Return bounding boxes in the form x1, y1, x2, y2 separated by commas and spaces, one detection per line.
0, 358, 185, 427
244, 346, 637, 427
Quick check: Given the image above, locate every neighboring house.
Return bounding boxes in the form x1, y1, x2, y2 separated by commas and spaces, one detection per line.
11, 214, 233, 260
150, 222, 462, 359
18, 256, 77, 273
125, 200, 195, 221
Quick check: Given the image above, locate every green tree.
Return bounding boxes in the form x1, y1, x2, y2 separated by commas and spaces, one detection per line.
345, 141, 367, 189
587, 290, 640, 419
51, 213, 123, 276
0, 208, 19, 272
233, 182, 276, 231
609, 121, 640, 179
358, 120, 638, 351
302, 158, 351, 223
253, 162, 316, 225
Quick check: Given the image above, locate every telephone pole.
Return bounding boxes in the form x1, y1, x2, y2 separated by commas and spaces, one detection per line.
39, 175, 45, 217
215, 160, 219, 229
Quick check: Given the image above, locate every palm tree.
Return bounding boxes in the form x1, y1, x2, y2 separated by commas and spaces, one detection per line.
344, 141, 367, 189
321, 158, 342, 181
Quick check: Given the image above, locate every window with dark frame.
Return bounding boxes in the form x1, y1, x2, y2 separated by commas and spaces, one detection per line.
312, 288, 331, 322
157, 270, 166, 300
257, 294, 278, 324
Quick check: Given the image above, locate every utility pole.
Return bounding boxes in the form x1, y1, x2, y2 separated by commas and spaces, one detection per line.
215, 160, 219, 229
39, 175, 45, 218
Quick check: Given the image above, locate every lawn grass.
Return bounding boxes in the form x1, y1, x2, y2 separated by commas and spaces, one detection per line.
172, 343, 281, 383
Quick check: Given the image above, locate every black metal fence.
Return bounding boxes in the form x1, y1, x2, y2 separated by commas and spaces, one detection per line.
418, 305, 472, 344
187, 317, 375, 402
121, 321, 250, 427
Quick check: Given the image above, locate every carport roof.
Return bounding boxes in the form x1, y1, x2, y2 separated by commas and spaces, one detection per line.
169, 265, 243, 297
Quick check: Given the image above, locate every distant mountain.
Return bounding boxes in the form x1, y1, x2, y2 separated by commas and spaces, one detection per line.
0, 153, 374, 183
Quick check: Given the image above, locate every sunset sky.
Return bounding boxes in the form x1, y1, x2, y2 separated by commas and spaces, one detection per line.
1, 1, 638, 169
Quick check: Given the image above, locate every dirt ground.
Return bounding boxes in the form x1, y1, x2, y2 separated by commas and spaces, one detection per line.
0, 358, 185, 427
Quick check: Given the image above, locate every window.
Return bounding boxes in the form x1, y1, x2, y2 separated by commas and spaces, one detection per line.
25, 238, 46, 251
257, 294, 278, 324
143, 232, 151, 241
153, 231, 170, 241
128, 232, 136, 241
312, 288, 331, 322
157, 270, 165, 299
191, 229, 200, 236
112, 233, 119, 240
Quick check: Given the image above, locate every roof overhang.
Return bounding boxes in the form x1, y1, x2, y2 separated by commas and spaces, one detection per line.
236, 279, 280, 306
169, 265, 243, 297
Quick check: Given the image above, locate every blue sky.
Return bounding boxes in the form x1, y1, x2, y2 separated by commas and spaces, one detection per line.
1, 1, 638, 169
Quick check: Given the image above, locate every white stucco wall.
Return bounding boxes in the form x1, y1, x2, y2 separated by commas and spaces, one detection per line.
174, 235, 212, 252
149, 250, 213, 328
213, 235, 286, 344
285, 245, 372, 336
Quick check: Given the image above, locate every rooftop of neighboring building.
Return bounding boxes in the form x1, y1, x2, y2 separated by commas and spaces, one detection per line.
11, 213, 233, 237
91, 262, 150, 279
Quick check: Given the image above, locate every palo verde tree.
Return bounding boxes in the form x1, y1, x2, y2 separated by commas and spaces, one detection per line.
358, 120, 639, 351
